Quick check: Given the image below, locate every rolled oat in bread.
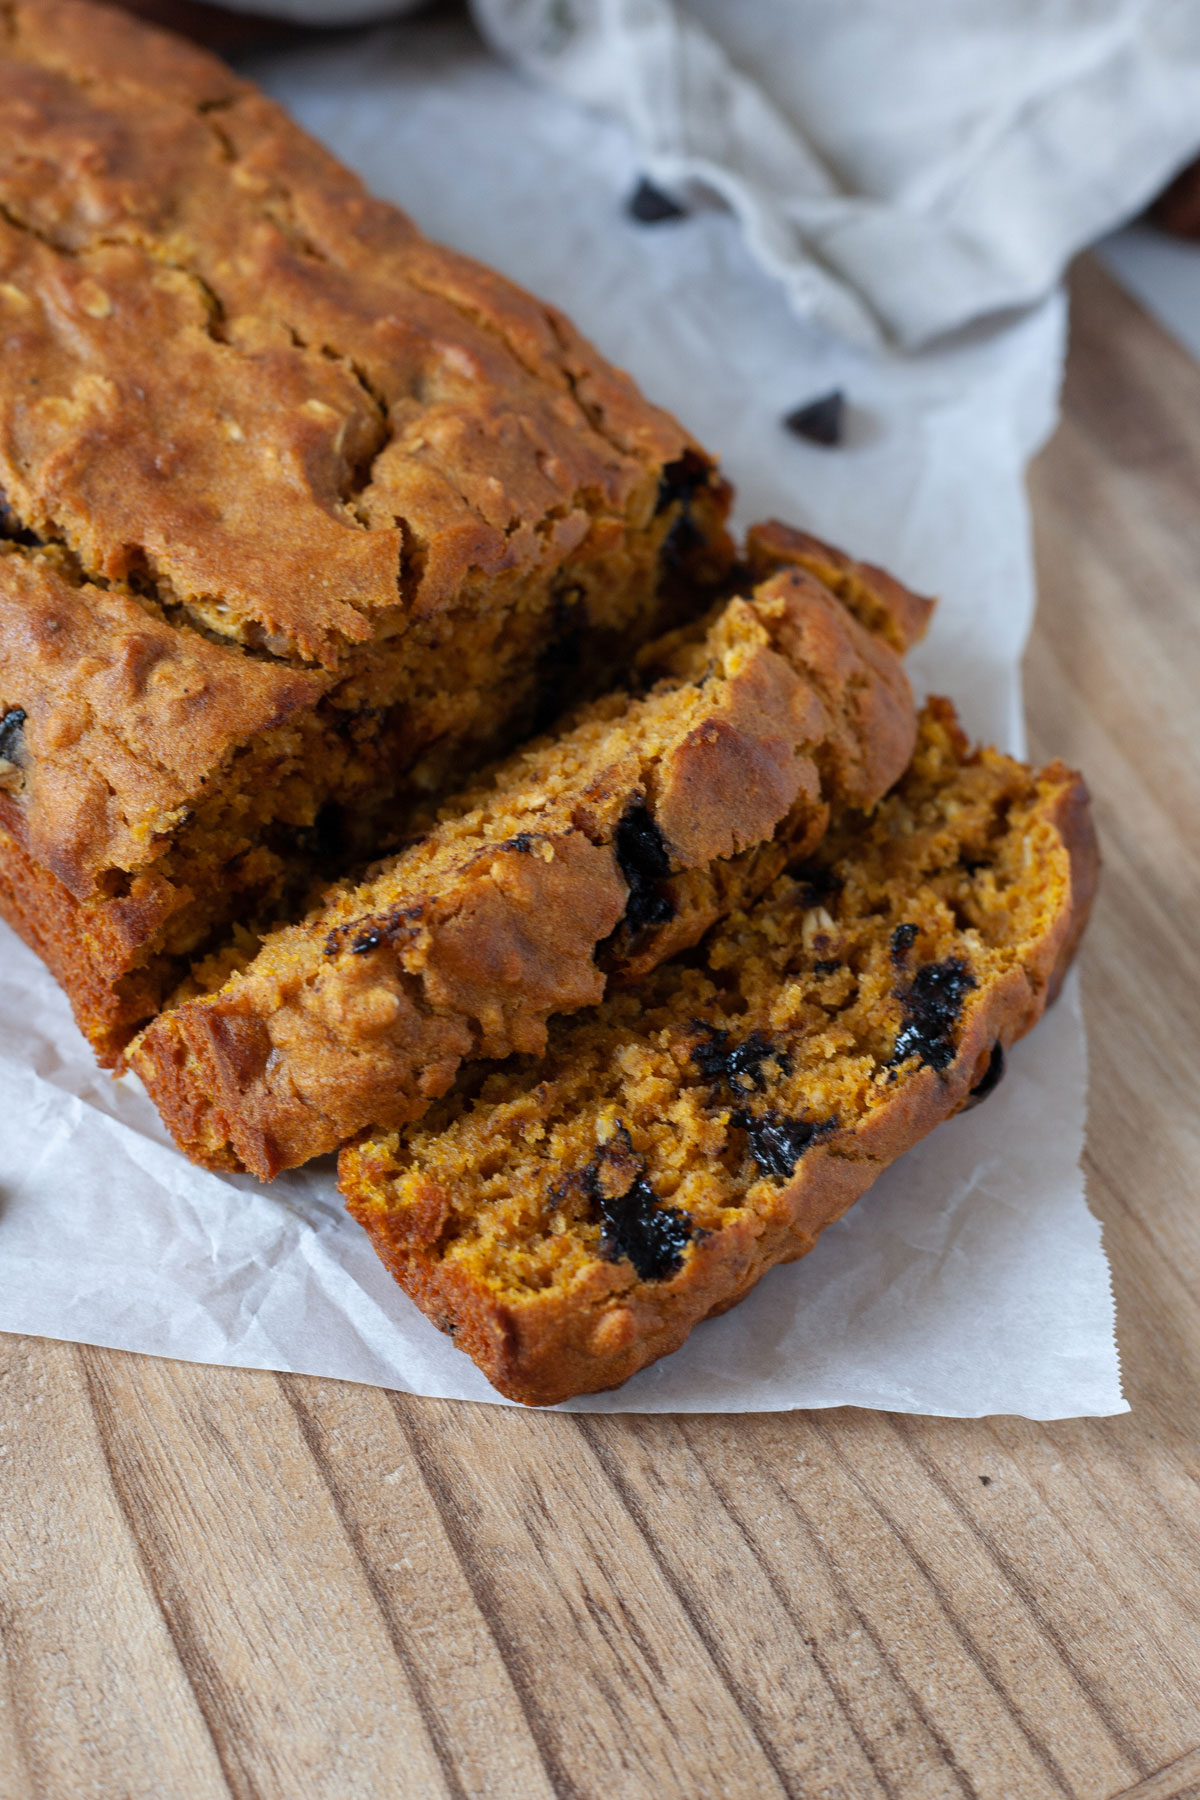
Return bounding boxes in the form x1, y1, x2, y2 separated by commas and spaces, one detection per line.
339, 702, 1098, 1406
0, 0, 732, 1063
131, 555, 927, 1178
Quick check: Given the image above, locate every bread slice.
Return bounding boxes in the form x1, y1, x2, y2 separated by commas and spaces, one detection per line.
339, 702, 1098, 1406
131, 554, 926, 1177
0, 0, 732, 1063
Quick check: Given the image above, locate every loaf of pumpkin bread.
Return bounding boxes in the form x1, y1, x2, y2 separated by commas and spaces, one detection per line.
131, 546, 930, 1178
339, 702, 1098, 1405
0, 0, 733, 1065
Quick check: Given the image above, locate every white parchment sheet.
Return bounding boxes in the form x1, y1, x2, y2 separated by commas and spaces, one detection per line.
0, 15, 1124, 1416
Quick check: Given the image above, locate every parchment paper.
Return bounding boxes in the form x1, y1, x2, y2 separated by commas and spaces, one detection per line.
0, 14, 1124, 1416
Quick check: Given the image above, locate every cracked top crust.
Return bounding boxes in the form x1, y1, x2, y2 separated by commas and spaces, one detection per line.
0, 543, 324, 898
0, 0, 697, 667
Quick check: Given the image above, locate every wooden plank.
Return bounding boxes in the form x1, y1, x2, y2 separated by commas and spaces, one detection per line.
75, 1346, 455, 1800
2, 254, 1200, 1800
0, 1336, 232, 1800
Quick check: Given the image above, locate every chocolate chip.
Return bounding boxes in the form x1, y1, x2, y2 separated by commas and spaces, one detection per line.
655, 450, 710, 571
0, 707, 26, 764
613, 797, 675, 933
655, 451, 710, 515
790, 860, 841, 903
783, 389, 845, 446
889, 958, 977, 1074
325, 903, 422, 959
963, 1041, 1006, 1107
890, 922, 919, 964
627, 178, 687, 223
507, 833, 534, 854
659, 507, 702, 569
813, 959, 842, 977
583, 1126, 694, 1282
732, 1109, 837, 1180
691, 1025, 787, 1093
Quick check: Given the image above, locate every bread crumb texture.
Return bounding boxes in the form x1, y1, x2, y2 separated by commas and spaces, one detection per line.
340, 702, 1098, 1405
130, 559, 920, 1178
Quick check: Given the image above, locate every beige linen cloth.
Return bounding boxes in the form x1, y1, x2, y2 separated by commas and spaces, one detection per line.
245, 0, 1200, 346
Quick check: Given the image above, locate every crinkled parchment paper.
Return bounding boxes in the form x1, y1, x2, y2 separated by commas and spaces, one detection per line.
0, 15, 1123, 1416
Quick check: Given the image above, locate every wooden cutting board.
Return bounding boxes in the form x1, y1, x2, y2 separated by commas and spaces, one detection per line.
2, 257, 1199, 1800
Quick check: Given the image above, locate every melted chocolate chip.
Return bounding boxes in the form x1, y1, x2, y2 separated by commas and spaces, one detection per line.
732, 1110, 837, 1180
783, 389, 845, 447
691, 1026, 787, 1093
628, 178, 688, 224
963, 1041, 1006, 1107
889, 958, 976, 1074
582, 1126, 694, 1282
659, 507, 702, 570
655, 450, 710, 569
890, 922, 919, 963
790, 860, 841, 903
813, 959, 842, 977
325, 903, 423, 959
508, 833, 534, 854
0, 707, 26, 765
655, 451, 710, 515
614, 798, 675, 933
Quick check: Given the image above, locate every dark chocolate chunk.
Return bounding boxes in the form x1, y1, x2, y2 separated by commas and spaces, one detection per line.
813, 959, 843, 977
889, 957, 977, 1074
655, 451, 710, 515
659, 506, 703, 570
890, 922, 919, 964
583, 1126, 694, 1282
691, 1025, 787, 1093
783, 389, 845, 447
0, 707, 26, 765
732, 1109, 837, 1180
655, 450, 709, 570
325, 902, 423, 959
627, 177, 688, 224
507, 833, 534, 854
613, 797, 675, 933
963, 1041, 1006, 1108
789, 860, 841, 903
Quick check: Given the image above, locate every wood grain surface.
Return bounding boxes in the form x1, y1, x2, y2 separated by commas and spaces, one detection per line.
3, 256, 1200, 1800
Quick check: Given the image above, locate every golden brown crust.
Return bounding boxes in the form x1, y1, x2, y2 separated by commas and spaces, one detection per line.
0, 547, 325, 901
745, 519, 935, 653
131, 565, 920, 1178
0, 0, 702, 662
0, 0, 732, 1056
340, 722, 1099, 1406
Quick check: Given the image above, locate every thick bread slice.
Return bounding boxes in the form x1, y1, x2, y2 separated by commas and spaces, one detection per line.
130, 559, 923, 1177
339, 702, 1098, 1406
